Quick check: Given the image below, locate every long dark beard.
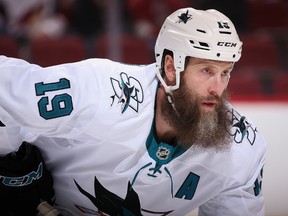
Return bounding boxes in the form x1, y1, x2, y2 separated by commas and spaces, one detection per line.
160, 77, 232, 152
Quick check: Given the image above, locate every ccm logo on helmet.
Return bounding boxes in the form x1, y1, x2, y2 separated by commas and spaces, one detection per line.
217, 42, 237, 47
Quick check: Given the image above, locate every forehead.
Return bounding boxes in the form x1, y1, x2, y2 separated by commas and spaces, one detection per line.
188, 57, 233, 68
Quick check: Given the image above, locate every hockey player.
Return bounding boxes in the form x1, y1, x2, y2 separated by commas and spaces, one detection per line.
0, 7, 266, 216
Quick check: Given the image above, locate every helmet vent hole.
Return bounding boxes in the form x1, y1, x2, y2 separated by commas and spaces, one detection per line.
219, 31, 231, 35
190, 41, 210, 51
197, 29, 206, 34
217, 53, 221, 57
199, 42, 209, 48
233, 54, 236, 58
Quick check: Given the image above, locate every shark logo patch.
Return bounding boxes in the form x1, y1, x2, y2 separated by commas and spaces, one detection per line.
74, 177, 142, 215
110, 72, 144, 114
227, 108, 257, 145
74, 177, 175, 215
177, 10, 192, 24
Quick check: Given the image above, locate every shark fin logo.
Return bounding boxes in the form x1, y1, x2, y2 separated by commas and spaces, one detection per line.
177, 10, 192, 24
110, 72, 144, 114
227, 109, 257, 145
0, 120, 5, 127
232, 116, 249, 142
75, 177, 175, 215
74, 177, 142, 215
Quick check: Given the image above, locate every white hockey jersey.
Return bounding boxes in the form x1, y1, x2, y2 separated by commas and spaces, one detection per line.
0, 56, 266, 216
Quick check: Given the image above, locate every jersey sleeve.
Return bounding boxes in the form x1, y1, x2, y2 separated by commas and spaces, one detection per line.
198, 134, 266, 216
0, 55, 102, 140
198, 179, 265, 216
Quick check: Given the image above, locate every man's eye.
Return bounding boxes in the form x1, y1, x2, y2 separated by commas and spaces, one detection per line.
222, 70, 230, 77
203, 68, 211, 74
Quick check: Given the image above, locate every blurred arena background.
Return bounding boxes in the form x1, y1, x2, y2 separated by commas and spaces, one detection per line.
0, 0, 287, 215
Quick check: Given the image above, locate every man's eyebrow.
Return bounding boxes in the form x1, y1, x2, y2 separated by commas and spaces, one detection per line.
189, 58, 234, 71
225, 65, 234, 71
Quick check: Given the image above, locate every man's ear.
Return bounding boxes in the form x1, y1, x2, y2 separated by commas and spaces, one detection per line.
163, 55, 176, 84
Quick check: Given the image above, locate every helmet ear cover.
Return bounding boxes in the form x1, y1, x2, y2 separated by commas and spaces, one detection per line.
158, 49, 191, 92
155, 7, 242, 93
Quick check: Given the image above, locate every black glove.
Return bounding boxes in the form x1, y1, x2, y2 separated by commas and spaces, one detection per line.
0, 141, 55, 216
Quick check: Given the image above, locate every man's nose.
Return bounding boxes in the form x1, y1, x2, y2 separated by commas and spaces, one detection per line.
207, 75, 224, 96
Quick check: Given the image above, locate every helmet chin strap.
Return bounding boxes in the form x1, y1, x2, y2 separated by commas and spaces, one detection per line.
161, 56, 183, 117
164, 86, 180, 117
158, 51, 183, 117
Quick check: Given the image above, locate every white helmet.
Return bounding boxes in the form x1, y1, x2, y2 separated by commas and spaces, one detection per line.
155, 7, 242, 92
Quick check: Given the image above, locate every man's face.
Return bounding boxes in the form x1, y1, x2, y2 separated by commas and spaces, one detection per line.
183, 57, 233, 111
161, 58, 234, 151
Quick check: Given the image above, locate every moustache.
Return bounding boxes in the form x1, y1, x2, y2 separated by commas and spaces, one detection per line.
201, 94, 221, 103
